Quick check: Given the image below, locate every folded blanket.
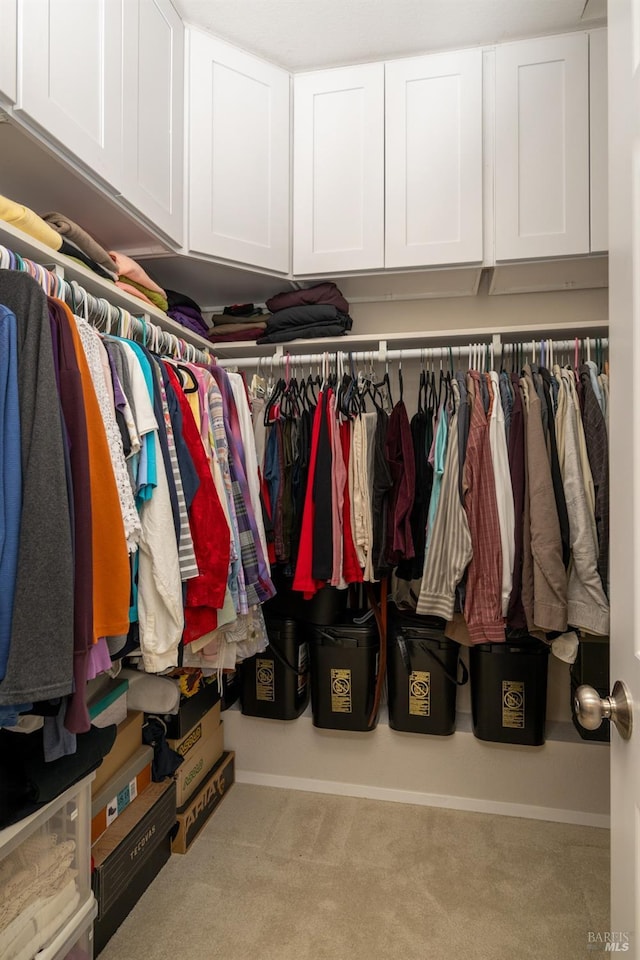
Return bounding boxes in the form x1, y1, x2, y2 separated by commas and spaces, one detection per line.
0, 197, 62, 250
59, 238, 117, 281
120, 277, 168, 311
108, 250, 166, 297
168, 307, 210, 338
266, 281, 349, 315
257, 321, 350, 345
264, 303, 352, 335
211, 311, 268, 327
209, 320, 267, 334
115, 281, 157, 307
43, 212, 114, 273
207, 326, 267, 344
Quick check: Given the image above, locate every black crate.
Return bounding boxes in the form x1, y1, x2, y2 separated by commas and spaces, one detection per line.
264, 569, 348, 625
388, 616, 466, 736
310, 619, 379, 731
570, 635, 610, 742
240, 618, 309, 720
470, 640, 549, 746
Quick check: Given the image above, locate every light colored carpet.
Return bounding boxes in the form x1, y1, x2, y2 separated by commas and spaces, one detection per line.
99, 783, 610, 960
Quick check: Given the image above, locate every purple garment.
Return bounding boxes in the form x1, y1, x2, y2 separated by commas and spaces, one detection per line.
86, 637, 113, 680
168, 306, 209, 337
266, 281, 349, 315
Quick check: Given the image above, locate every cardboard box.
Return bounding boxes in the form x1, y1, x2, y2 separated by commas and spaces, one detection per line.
92, 779, 176, 932
91, 711, 144, 797
172, 751, 235, 855
91, 744, 154, 844
168, 703, 223, 809
158, 679, 220, 739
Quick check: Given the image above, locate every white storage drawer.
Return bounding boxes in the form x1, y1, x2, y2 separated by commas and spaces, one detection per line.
0, 776, 93, 960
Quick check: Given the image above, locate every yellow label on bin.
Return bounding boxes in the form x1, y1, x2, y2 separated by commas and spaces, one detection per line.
409, 671, 431, 717
256, 659, 275, 702
502, 680, 525, 729
331, 668, 352, 713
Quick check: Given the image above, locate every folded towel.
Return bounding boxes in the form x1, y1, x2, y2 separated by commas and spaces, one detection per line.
115, 281, 157, 307
121, 277, 168, 312
42, 211, 114, 273
0, 196, 62, 250
108, 250, 166, 297
266, 281, 349, 315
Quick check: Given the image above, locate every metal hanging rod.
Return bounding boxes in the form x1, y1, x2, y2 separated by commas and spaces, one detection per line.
214, 335, 608, 370
0, 243, 213, 366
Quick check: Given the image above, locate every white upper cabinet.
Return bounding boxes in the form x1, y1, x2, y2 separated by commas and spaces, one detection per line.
188, 29, 290, 272
385, 50, 483, 268
494, 33, 590, 260
0, 0, 17, 103
589, 29, 608, 253
121, 0, 184, 244
17, 0, 124, 190
293, 63, 385, 275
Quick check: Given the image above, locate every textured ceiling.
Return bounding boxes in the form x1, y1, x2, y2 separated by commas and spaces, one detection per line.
175, 0, 606, 72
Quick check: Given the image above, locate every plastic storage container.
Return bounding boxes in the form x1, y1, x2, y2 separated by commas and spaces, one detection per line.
310, 618, 380, 731
240, 618, 310, 720
470, 640, 550, 746
387, 616, 467, 735
570, 635, 610, 742
0, 775, 94, 960
263, 569, 348, 625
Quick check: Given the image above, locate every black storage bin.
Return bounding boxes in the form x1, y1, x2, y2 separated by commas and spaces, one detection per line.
570, 636, 610, 742
220, 670, 240, 712
310, 618, 379, 731
387, 615, 467, 736
470, 640, 549, 746
264, 568, 348, 625
240, 618, 309, 720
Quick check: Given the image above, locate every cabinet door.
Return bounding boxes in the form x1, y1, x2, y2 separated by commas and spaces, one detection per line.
589, 29, 607, 253
188, 29, 290, 273
495, 33, 589, 260
17, 0, 123, 189
0, 0, 17, 103
293, 63, 384, 274
122, 0, 184, 244
385, 50, 483, 268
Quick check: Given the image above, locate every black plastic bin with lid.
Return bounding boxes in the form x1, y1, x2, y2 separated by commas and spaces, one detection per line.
240, 618, 309, 721
310, 618, 380, 731
570, 635, 610, 742
387, 613, 468, 735
469, 639, 550, 746
263, 569, 348, 625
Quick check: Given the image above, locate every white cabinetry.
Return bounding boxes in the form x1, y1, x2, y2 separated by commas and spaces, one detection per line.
17, 0, 124, 190
385, 49, 483, 268
122, 0, 184, 244
494, 32, 590, 260
293, 63, 385, 275
0, 0, 17, 103
188, 29, 290, 272
589, 28, 608, 253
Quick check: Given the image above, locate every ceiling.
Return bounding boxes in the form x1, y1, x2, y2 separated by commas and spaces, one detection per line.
175, 0, 606, 72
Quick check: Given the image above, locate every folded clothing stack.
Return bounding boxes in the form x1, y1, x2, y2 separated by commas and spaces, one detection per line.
108, 250, 168, 311
207, 302, 269, 343
42, 211, 119, 281
166, 289, 209, 337
259, 281, 351, 344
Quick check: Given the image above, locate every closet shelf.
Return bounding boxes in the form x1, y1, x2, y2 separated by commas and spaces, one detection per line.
0, 220, 215, 355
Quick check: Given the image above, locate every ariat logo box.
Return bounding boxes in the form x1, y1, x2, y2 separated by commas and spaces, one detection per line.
92, 779, 177, 919
168, 703, 223, 809
172, 751, 235, 854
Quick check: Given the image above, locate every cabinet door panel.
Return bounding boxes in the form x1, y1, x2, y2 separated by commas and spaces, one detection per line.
122, 0, 184, 243
495, 33, 589, 260
18, 0, 123, 188
385, 50, 483, 267
188, 30, 290, 272
0, 0, 17, 103
293, 63, 384, 274
590, 28, 608, 252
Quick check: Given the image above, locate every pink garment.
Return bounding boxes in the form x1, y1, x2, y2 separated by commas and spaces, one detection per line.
86, 637, 113, 680
115, 281, 156, 306
329, 396, 346, 587
109, 251, 166, 296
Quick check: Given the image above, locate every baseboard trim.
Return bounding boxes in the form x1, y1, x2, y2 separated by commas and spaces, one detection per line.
235, 769, 611, 829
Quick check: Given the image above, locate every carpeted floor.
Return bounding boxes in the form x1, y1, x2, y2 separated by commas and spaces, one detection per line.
98, 783, 610, 960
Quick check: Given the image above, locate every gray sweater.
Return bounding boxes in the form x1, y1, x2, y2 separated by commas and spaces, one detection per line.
0, 272, 74, 706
